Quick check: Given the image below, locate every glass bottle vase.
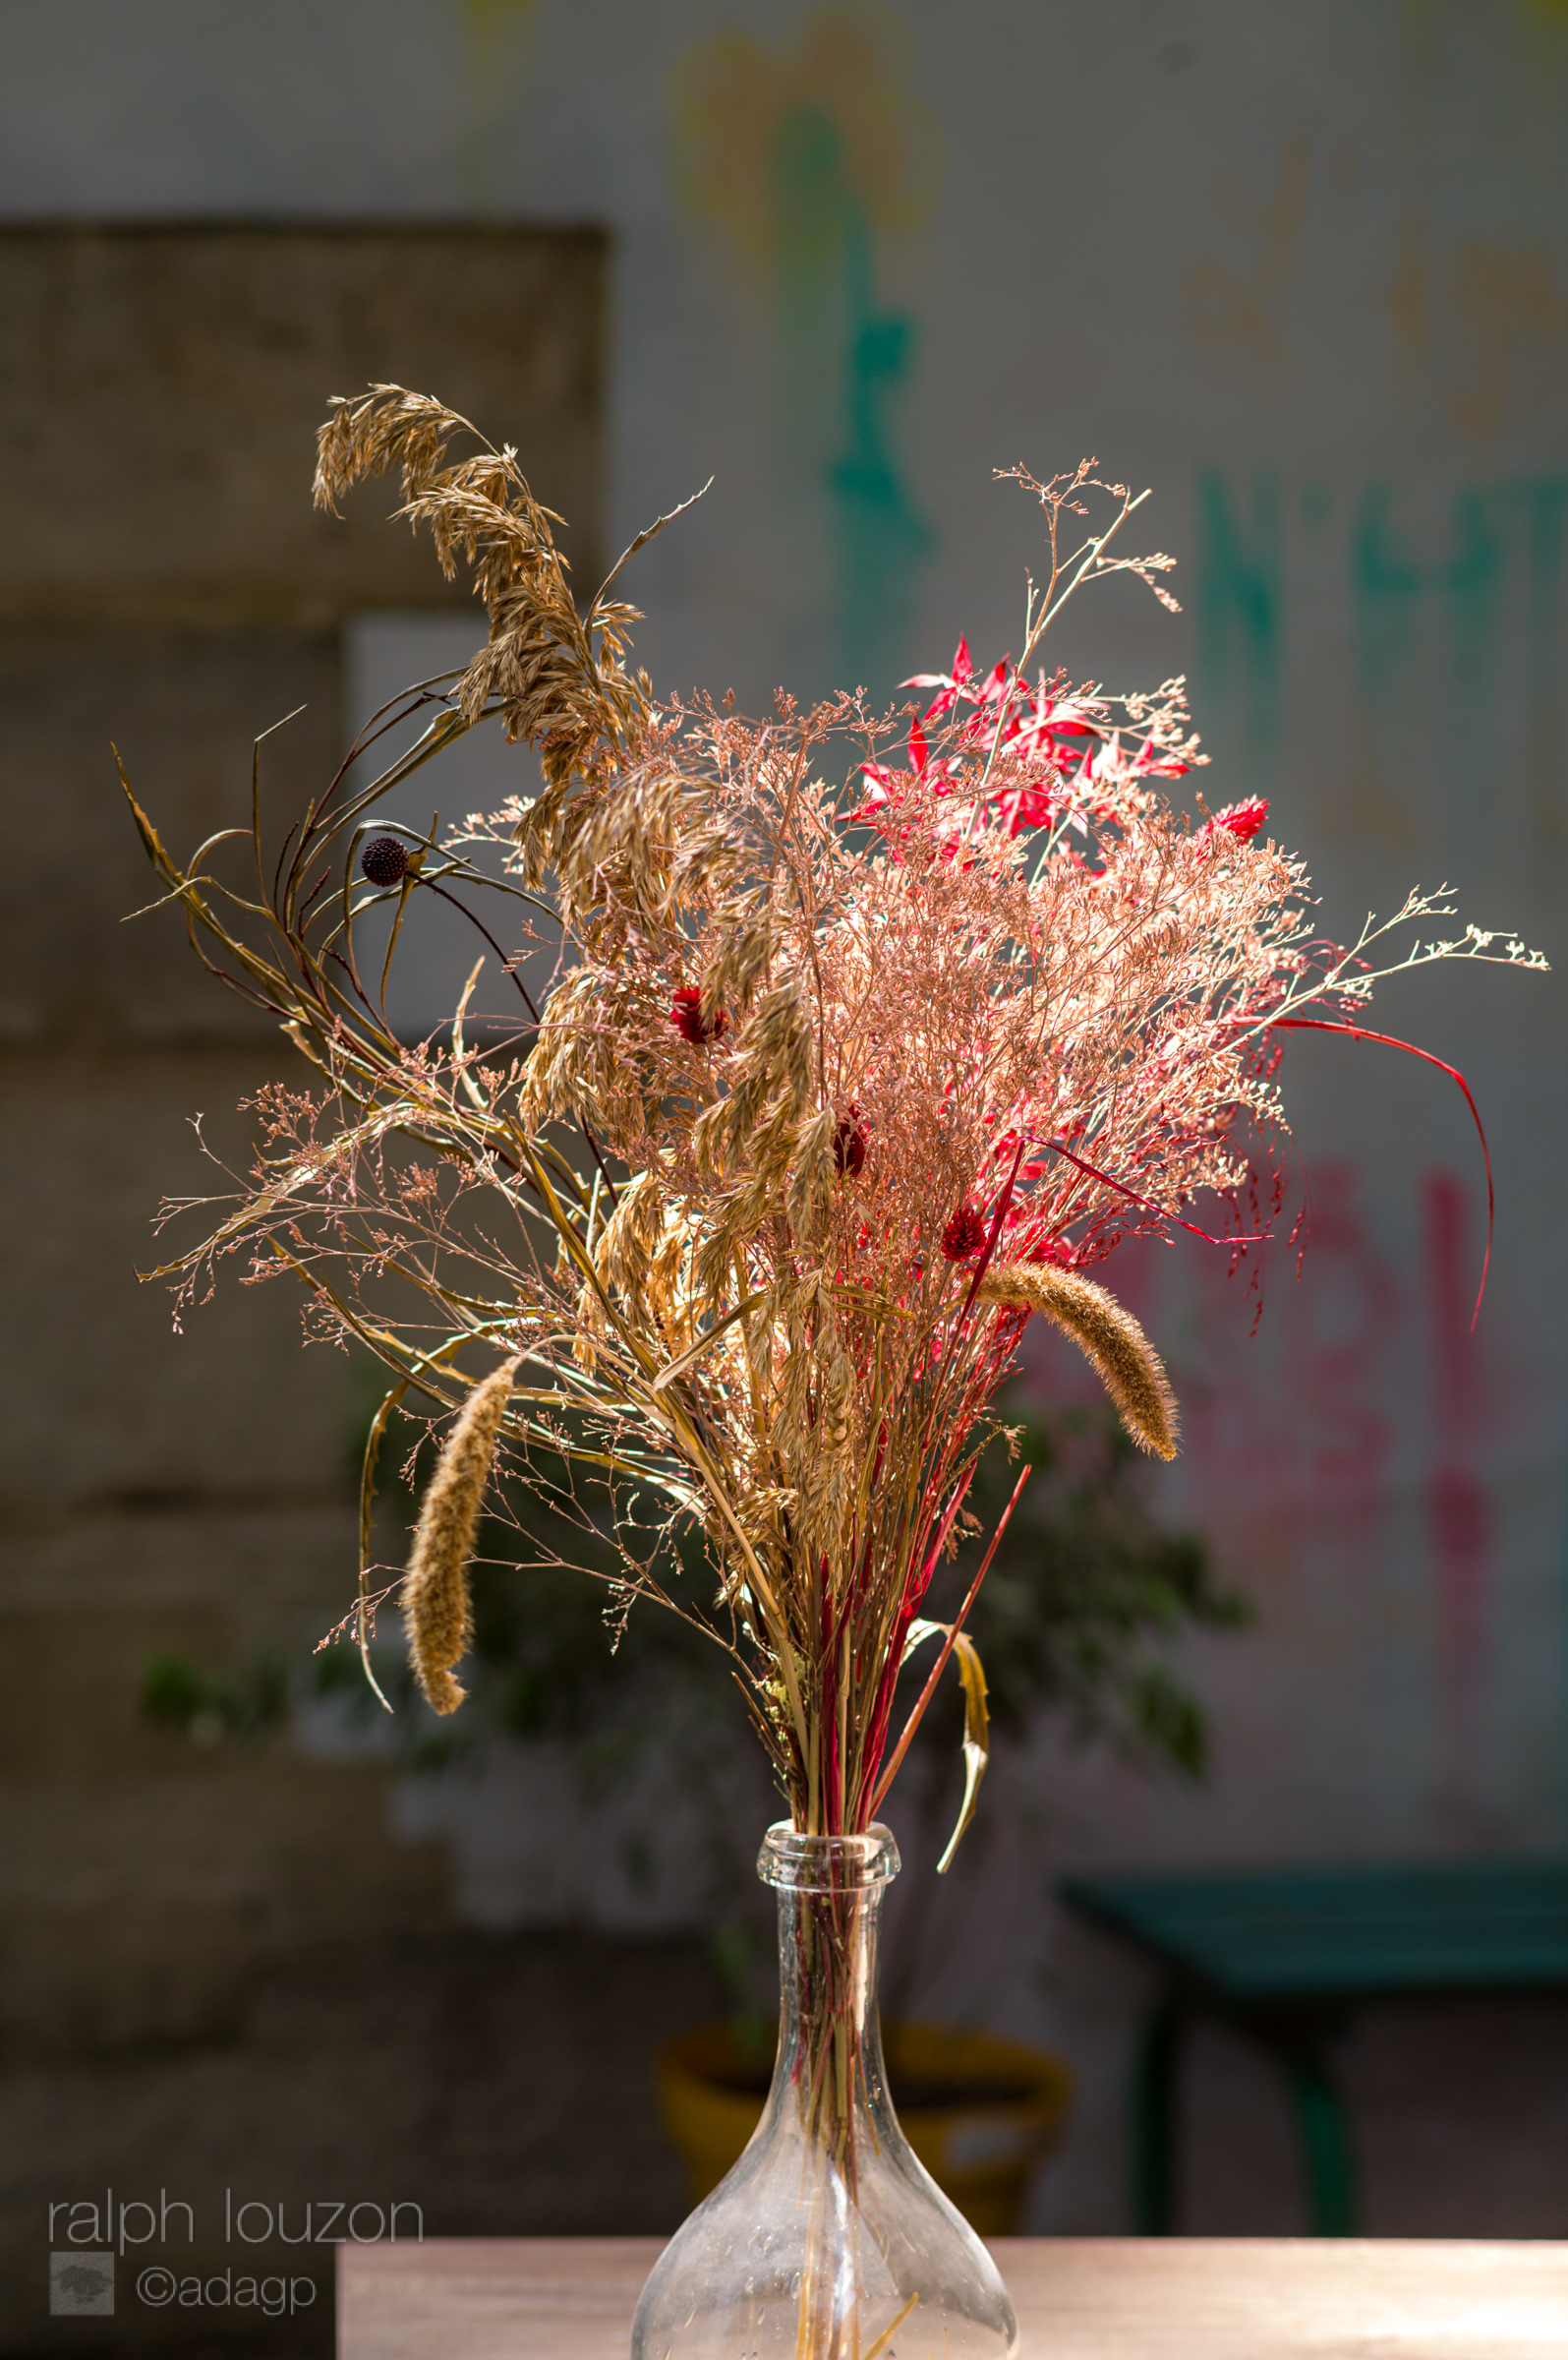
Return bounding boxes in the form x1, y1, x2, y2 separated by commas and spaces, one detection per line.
631, 1822, 1018, 2360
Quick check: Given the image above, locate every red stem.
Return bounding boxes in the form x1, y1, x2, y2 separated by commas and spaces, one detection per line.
1271, 1017, 1493, 1327
955, 1136, 1028, 1326
1044, 1135, 1267, 1250
853, 1465, 976, 1822
865, 1462, 1030, 1820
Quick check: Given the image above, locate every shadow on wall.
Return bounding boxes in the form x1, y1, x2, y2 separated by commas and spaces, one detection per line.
0, 223, 608, 2353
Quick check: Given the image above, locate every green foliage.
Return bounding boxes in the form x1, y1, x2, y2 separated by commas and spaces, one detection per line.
923, 1401, 1247, 1780
145, 1391, 1237, 1813
140, 1647, 290, 1744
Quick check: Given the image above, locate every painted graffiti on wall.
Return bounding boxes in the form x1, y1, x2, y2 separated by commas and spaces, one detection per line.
1176, 127, 1557, 1820
1388, 208, 1568, 443
1184, 125, 1568, 857
456, 0, 544, 204
1021, 1158, 1501, 1826
1181, 134, 1310, 375
1194, 465, 1568, 863
673, 10, 936, 693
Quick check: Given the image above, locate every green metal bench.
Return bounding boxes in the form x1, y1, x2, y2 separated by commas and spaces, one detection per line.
1059, 1858, 1568, 2236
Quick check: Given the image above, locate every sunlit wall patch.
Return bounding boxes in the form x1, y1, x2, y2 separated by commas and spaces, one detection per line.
672, 11, 938, 698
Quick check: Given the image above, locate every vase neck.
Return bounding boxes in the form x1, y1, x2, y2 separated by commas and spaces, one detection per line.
757, 1823, 900, 2121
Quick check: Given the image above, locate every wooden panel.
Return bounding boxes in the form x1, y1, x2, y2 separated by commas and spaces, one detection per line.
339, 2239, 664, 2360
0, 223, 604, 626
340, 2236, 1568, 2358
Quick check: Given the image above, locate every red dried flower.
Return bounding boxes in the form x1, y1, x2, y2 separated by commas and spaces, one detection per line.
1197, 796, 1268, 850
670, 985, 727, 1045
941, 1203, 987, 1261
834, 1106, 867, 1177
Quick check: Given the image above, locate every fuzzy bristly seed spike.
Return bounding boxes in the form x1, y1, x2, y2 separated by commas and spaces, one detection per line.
402, 1360, 518, 1714
361, 834, 410, 888
978, 1263, 1179, 1460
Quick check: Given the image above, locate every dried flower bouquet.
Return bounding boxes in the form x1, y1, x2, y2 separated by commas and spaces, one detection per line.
122, 386, 1541, 2350
122, 384, 1541, 1859
119, 405, 1537, 2360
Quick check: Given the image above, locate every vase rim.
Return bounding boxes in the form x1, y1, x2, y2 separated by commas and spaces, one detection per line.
756, 1820, 901, 1891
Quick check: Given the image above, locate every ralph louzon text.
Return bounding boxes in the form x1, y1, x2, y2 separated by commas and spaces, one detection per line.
48, 2191, 423, 2254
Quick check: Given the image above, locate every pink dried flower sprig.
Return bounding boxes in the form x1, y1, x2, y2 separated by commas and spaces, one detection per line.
122, 396, 1546, 1860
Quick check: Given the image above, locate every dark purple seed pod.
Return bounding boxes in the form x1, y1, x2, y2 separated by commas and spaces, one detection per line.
361, 835, 410, 889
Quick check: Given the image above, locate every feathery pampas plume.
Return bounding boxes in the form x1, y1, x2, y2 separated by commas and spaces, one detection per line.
402, 1360, 518, 1713
978, 1265, 1178, 1461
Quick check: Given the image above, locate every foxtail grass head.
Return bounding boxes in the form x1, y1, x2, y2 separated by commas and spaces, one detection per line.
402, 1360, 518, 1715
977, 1264, 1178, 1460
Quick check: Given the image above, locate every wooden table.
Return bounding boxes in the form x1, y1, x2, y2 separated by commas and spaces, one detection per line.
1060, 1858, 1568, 2235
340, 2236, 1568, 2356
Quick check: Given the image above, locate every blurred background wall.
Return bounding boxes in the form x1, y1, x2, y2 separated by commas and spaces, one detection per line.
1, 3, 1566, 2351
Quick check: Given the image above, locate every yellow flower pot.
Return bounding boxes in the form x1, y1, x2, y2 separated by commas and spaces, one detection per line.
657, 2017, 1073, 2236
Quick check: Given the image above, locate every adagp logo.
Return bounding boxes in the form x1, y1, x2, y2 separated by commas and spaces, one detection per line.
50, 2253, 113, 2317
133, 2269, 316, 2318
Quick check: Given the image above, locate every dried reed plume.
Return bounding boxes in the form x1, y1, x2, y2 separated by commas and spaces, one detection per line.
125, 387, 1544, 1854
401, 1359, 518, 1714
978, 1265, 1178, 1460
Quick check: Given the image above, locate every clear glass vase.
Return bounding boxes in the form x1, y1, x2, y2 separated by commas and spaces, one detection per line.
631, 1822, 1019, 2360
